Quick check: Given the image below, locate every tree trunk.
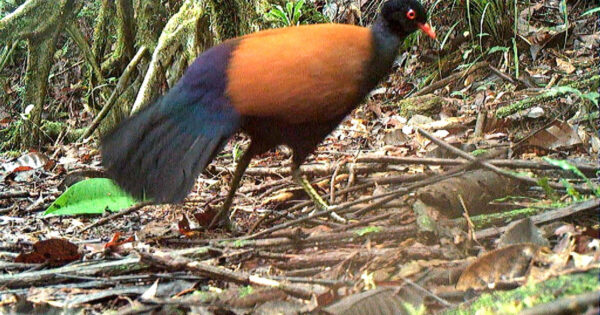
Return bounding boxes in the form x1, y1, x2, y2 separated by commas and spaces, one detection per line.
101, 0, 135, 75
19, 0, 81, 148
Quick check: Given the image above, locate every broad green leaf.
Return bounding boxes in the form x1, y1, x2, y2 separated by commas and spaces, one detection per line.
45, 178, 138, 216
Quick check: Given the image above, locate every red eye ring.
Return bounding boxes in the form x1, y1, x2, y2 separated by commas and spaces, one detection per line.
406, 9, 416, 20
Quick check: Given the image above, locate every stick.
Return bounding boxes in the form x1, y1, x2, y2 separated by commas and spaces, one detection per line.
475, 198, 599, 239
82, 201, 153, 232
416, 128, 595, 194
520, 290, 600, 315
139, 252, 313, 300
413, 61, 489, 96
356, 156, 598, 175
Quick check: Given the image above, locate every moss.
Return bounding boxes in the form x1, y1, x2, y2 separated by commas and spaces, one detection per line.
395, 95, 445, 118
469, 207, 542, 229
445, 269, 600, 314
66, 128, 86, 143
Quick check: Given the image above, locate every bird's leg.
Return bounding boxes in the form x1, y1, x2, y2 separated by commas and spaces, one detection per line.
208, 145, 254, 230
291, 166, 346, 223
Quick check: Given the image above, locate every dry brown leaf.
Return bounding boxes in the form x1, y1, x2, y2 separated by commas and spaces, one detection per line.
15, 239, 81, 266
556, 58, 575, 74
456, 244, 539, 290
522, 120, 582, 151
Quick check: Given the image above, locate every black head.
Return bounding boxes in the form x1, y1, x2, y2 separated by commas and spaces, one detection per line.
380, 0, 436, 39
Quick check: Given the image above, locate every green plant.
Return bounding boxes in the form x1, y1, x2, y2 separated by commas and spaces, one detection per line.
582, 7, 600, 16
543, 157, 600, 197
266, 0, 306, 27
232, 143, 243, 162
355, 226, 381, 236
239, 286, 254, 298
466, 0, 517, 45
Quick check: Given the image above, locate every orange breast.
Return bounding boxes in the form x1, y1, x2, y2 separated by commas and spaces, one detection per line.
226, 24, 373, 124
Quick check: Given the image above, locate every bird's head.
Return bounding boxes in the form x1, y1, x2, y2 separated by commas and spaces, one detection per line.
380, 0, 436, 39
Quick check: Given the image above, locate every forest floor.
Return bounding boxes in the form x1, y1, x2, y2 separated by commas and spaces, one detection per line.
0, 1, 599, 314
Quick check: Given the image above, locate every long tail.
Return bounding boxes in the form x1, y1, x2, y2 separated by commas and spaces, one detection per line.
101, 85, 240, 203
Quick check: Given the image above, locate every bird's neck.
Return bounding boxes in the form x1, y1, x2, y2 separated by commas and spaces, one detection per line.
357, 17, 402, 97
371, 16, 403, 54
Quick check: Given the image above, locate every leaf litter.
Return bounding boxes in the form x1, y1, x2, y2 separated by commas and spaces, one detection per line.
0, 0, 599, 313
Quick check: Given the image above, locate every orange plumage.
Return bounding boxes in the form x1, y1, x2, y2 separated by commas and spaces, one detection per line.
227, 24, 372, 123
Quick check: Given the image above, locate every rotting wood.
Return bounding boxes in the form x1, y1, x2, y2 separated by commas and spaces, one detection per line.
0, 256, 142, 288
495, 75, 600, 118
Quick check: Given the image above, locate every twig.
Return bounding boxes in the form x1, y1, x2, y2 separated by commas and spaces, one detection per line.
475, 198, 599, 239
79, 46, 148, 141
229, 226, 415, 250
356, 156, 598, 175
0, 257, 142, 288
413, 61, 489, 96
0, 40, 18, 73
139, 252, 313, 300
416, 128, 595, 193
520, 290, 600, 315
82, 201, 153, 232
213, 162, 387, 177
244, 165, 472, 240
0, 191, 30, 199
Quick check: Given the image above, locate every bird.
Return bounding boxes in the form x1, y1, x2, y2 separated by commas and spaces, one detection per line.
101, 0, 436, 228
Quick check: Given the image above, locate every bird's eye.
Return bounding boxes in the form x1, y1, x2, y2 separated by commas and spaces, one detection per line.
406, 9, 416, 20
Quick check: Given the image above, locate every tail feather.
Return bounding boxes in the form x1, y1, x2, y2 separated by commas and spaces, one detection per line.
101, 89, 240, 203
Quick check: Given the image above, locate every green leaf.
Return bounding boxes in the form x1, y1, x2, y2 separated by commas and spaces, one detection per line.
537, 177, 559, 202
543, 157, 586, 179
582, 7, 600, 16
355, 226, 381, 236
45, 178, 138, 216
543, 157, 600, 196
488, 46, 509, 54
560, 179, 581, 200
239, 286, 254, 298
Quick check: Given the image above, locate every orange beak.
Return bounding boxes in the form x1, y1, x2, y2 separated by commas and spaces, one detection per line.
418, 23, 436, 39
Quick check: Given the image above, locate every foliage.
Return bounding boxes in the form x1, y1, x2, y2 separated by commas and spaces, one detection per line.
45, 178, 139, 216
543, 157, 600, 197
466, 0, 516, 44
445, 269, 600, 314
0, 0, 25, 18
265, 0, 328, 27
238, 286, 254, 298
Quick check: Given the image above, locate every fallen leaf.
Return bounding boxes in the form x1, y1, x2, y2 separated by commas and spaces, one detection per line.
556, 58, 575, 74
456, 244, 539, 290
15, 239, 81, 266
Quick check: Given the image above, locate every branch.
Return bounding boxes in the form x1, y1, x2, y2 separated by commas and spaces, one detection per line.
0, 0, 75, 41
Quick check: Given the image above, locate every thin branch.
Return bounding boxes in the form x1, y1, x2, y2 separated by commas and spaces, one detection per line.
416, 128, 595, 194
